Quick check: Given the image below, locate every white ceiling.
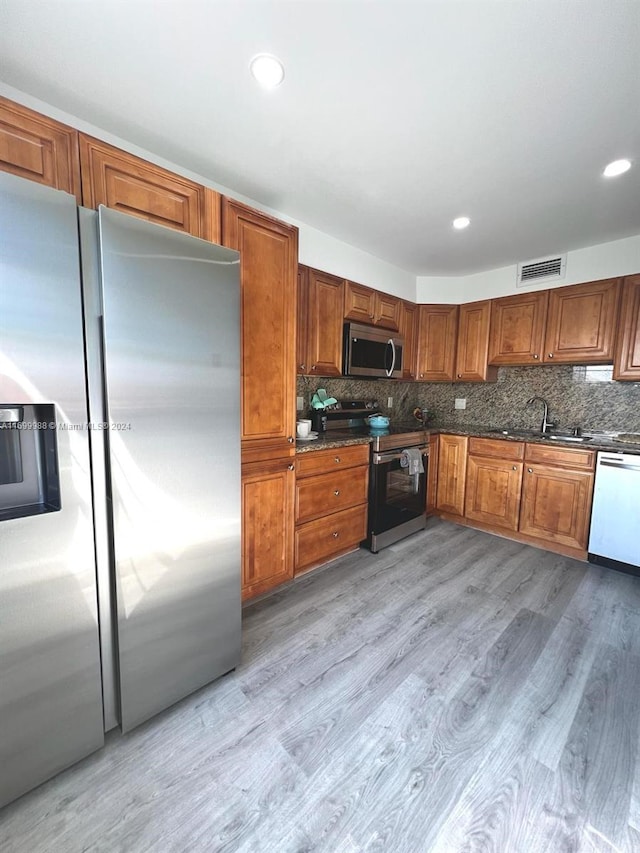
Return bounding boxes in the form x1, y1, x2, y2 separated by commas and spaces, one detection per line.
1, 0, 639, 275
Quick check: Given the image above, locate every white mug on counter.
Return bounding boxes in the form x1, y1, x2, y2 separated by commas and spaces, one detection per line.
296, 419, 312, 437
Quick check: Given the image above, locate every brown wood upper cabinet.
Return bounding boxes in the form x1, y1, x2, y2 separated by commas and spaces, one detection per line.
455, 300, 498, 382
398, 300, 419, 379
613, 275, 640, 380
344, 280, 400, 330
416, 304, 458, 381
543, 278, 621, 363
222, 198, 298, 460
299, 267, 344, 376
0, 96, 81, 201
79, 134, 221, 242
488, 290, 549, 365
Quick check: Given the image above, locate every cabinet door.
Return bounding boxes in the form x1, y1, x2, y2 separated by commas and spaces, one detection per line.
296, 265, 309, 374
79, 134, 220, 242
242, 457, 295, 600
614, 275, 640, 380
436, 434, 468, 516
398, 300, 418, 379
456, 300, 497, 382
223, 198, 298, 459
416, 304, 458, 381
306, 268, 344, 376
0, 96, 81, 200
374, 292, 400, 330
543, 278, 621, 364
488, 291, 549, 365
465, 456, 523, 531
344, 281, 375, 323
519, 464, 594, 550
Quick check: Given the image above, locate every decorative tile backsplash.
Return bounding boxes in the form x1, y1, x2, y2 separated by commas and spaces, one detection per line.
297, 365, 640, 433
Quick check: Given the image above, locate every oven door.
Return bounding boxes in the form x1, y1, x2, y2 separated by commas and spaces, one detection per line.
368, 445, 429, 552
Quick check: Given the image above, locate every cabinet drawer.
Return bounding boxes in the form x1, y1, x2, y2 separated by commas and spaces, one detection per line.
295, 504, 367, 571
524, 443, 595, 470
296, 443, 370, 477
468, 437, 524, 461
296, 467, 368, 523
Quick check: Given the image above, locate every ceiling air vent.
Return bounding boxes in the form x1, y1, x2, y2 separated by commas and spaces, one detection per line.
517, 254, 566, 287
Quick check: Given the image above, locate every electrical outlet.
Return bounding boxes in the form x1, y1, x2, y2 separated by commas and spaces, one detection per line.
296, 396, 304, 411
454, 398, 467, 410
387, 397, 393, 408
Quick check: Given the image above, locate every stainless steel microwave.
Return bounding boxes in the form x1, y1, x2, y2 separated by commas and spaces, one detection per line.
343, 322, 404, 378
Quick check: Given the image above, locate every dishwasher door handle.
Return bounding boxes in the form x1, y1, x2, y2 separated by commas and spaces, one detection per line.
600, 459, 640, 472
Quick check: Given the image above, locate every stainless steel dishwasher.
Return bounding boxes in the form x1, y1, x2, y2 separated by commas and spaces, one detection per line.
588, 451, 640, 575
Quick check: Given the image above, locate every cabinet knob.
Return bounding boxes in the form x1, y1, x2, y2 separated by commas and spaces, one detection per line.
512, 466, 517, 471
532, 354, 539, 360
334, 489, 340, 496
332, 531, 340, 538
300, 363, 306, 370
457, 373, 462, 378
547, 353, 554, 358
528, 467, 533, 473
334, 456, 341, 463
287, 464, 295, 471
311, 365, 316, 371
288, 436, 294, 443
419, 373, 424, 378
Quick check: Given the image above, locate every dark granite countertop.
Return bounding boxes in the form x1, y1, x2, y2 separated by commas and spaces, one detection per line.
426, 424, 640, 455
295, 434, 372, 453
296, 423, 640, 455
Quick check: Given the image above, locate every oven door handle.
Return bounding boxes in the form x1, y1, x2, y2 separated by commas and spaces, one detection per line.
373, 446, 429, 464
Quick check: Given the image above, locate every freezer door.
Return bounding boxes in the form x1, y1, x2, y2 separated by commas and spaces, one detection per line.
97, 207, 241, 732
0, 173, 104, 808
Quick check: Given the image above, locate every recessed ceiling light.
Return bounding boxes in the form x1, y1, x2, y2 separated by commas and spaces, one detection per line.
249, 54, 285, 89
453, 216, 471, 230
603, 158, 632, 178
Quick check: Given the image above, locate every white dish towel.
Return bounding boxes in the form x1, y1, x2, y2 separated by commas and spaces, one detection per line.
400, 447, 424, 475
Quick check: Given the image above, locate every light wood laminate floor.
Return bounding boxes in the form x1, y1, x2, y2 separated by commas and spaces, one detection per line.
2, 520, 640, 852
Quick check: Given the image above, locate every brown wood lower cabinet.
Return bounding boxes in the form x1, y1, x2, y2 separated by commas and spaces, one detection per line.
436, 434, 468, 516
295, 444, 369, 574
426, 433, 439, 516
465, 438, 524, 531
519, 444, 595, 551
241, 457, 295, 601
435, 435, 595, 558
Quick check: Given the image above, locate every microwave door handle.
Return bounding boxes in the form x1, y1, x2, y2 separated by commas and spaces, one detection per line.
386, 338, 396, 377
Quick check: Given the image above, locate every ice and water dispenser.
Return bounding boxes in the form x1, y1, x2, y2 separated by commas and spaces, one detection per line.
0, 404, 61, 521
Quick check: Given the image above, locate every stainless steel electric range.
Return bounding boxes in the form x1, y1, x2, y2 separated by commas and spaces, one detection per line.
311, 400, 430, 552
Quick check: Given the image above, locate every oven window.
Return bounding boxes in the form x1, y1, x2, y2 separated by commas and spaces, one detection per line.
0, 429, 23, 485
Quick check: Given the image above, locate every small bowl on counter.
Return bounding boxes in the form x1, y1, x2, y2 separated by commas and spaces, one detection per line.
366, 415, 390, 428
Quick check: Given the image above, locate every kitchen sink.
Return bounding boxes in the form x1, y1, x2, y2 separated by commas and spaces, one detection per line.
488, 428, 593, 443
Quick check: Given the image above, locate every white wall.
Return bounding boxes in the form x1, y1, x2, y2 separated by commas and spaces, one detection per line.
417, 233, 640, 303
0, 83, 416, 300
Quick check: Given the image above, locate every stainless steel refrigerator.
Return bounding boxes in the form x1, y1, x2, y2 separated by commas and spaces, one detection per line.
0, 172, 241, 808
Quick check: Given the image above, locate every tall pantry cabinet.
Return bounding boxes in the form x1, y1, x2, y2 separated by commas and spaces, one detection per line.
222, 199, 299, 600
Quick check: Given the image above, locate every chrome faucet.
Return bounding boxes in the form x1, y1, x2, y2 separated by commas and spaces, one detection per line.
527, 396, 555, 433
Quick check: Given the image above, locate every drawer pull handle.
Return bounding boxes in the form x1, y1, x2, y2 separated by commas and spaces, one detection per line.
334, 456, 341, 463
512, 466, 517, 471
334, 489, 340, 496
532, 354, 539, 359
457, 373, 462, 378
528, 467, 533, 473
332, 531, 339, 538
287, 464, 295, 471
547, 353, 554, 358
